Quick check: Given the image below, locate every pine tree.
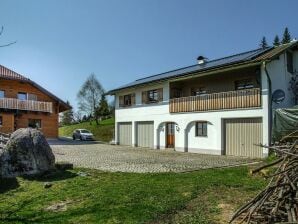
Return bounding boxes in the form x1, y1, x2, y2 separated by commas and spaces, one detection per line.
61, 101, 74, 125
95, 95, 110, 122
282, 27, 291, 44
273, 35, 280, 46
260, 36, 268, 49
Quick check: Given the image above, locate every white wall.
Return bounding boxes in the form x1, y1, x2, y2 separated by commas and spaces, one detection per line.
267, 52, 296, 109
114, 78, 270, 156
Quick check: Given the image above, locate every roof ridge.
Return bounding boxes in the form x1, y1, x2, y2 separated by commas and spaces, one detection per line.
135, 47, 268, 82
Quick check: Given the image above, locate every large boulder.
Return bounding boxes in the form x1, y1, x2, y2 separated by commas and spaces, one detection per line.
0, 128, 55, 178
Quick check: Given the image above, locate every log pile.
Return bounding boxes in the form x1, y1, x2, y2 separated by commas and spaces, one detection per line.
230, 140, 298, 224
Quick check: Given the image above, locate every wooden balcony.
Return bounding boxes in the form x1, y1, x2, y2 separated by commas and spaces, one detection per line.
0, 98, 53, 113
169, 88, 261, 113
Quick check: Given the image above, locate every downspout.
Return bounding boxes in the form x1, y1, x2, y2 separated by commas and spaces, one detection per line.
263, 60, 272, 145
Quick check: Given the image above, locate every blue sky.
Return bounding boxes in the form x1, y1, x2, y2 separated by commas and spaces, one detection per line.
0, 0, 297, 110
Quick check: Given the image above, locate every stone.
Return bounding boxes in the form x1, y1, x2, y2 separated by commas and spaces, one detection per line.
0, 128, 55, 178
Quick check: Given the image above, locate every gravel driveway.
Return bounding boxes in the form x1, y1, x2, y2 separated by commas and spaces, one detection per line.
50, 139, 257, 173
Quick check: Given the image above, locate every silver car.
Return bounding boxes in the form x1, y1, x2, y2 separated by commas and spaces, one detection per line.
72, 129, 94, 141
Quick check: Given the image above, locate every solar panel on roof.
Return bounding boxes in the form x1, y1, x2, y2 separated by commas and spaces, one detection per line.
109, 47, 272, 93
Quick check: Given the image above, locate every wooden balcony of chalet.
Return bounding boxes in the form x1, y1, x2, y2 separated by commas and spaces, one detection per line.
169, 88, 261, 113
0, 98, 53, 113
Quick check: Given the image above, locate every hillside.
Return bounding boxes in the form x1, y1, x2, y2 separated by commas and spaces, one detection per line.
59, 118, 114, 142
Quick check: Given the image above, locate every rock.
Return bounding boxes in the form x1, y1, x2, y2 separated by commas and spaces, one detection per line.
44, 182, 52, 188
0, 128, 55, 178
77, 171, 88, 177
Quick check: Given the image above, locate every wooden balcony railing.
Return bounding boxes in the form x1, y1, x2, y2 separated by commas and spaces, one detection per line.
170, 88, 261, 113
0, 98, 53, 113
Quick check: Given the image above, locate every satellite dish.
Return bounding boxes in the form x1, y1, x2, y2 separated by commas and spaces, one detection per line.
272, 89, 285, 104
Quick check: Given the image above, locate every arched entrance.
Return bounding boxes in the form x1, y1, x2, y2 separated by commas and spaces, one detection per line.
156, 121, 179, 149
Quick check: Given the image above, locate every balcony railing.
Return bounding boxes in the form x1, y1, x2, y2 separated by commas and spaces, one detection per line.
170, 88, 261, 113
0, 98, 53, 113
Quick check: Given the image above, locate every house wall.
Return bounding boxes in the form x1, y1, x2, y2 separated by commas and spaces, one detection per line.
114, 51, 296, 157
115, 70, 269, 157
267, 52, 296, 109
0, 79, 60, 138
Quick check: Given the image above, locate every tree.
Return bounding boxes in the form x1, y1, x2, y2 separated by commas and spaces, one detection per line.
273, 35, 280, 46
0, 26, 16, 47
282, 27, 291, 44
77, 73, 104, 125
95, 95, 110, 120
60, 101, 74, 125
260, 36, 268, 49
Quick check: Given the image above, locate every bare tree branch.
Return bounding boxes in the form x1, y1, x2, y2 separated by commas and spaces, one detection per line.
0, 25, 17, 47
0, 41, 17, 48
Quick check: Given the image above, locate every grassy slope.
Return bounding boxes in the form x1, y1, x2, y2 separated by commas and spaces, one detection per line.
0, 167, 266, 224
59, 118, 114, 142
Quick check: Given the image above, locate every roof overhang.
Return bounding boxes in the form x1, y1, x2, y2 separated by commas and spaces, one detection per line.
107, 60, 262, 95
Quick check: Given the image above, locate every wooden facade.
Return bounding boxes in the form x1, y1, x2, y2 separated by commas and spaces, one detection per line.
0, 78, 68, 138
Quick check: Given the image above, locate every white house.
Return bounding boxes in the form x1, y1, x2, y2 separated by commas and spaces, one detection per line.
108, 42, 298, 158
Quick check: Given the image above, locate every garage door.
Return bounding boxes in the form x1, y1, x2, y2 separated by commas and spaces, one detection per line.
136, 121, 154, 148
118, 122, 132, 146
225, 118, 263, 158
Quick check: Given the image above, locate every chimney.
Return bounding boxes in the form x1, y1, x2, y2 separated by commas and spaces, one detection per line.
197, 56, 208, 65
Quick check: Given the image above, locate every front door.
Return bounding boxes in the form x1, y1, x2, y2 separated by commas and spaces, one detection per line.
166, 122, 175, 148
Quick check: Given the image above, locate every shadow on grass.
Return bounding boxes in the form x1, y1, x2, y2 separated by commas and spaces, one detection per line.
22, 169, 77, 182
0, 177, 19, 193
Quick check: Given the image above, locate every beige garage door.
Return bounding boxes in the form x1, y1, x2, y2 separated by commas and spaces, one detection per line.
118, 122, 132, 146
136, 121, 154, 148
225, 118, 263, 158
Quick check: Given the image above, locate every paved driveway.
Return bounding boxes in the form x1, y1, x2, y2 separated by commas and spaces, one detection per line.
49, 139, 257, 173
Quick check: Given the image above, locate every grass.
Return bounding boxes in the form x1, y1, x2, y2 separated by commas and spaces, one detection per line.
0, 166, 267, 224
59, 118, 114, 142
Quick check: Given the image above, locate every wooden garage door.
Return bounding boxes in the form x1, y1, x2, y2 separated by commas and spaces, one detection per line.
136, 121, 154, 148
225, 118, 263, 158
118, 122, 132, 146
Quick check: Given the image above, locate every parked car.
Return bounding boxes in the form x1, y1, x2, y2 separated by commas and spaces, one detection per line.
72, 129, 94, 141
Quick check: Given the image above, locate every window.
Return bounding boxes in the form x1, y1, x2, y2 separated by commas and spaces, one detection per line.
28, 93, 37, 101
172, 88, 182, 98
0, 90, 4, 98
195, 121, 207, 137
124, 94, 132, 106
147, 89, 158, 102
18, 92, 27, 100
287, 51, 293, 73
28, 119, 41, 129
192, 87, 207, 96
0, 116, 2, 126
235, 79, 254, 90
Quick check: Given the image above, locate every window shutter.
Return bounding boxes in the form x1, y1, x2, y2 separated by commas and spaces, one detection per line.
119, 95, 124, 107
157, 88, 163, 102
142, 91, 147, 104
131, 93, 136, 105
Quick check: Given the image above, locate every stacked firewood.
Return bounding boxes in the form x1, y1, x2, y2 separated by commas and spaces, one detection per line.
230, 140, 298, 224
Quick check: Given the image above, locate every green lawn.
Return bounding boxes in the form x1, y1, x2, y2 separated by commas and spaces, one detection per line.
0, 166, 266, 224
59, 118, 114, 142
